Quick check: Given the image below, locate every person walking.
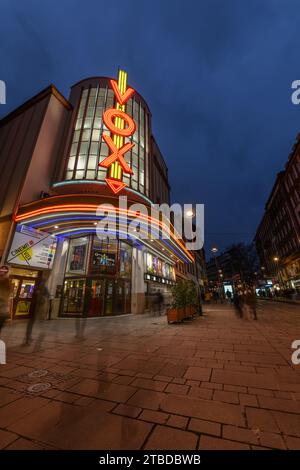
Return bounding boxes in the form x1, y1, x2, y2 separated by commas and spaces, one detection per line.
0, 266, 10, 335
25, 279, 49, 344
244, 285, 257, 320
233, 288, 244, 318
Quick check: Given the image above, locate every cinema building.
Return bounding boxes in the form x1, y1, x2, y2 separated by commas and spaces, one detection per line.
0, 70, 195, 319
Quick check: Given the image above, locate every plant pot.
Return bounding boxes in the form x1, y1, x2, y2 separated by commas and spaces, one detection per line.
167, 308, 182, 323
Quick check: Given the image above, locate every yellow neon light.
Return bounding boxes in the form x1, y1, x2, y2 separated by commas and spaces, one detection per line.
110, 69, 128, 180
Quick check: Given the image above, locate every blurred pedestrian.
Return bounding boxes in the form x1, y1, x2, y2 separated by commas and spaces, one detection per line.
0, 266, 10, 335
25, 279, 49, 344
244, 285, 257, 320
233, 289, 244, 318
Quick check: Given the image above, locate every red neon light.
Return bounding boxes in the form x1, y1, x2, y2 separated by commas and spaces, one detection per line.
103, 108, 136, 137
105, 178, 127, 194
99, 134, 133, 174
110, 79, 135, 106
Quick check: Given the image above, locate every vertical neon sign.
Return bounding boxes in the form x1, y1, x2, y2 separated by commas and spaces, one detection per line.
99, 70, 136, 194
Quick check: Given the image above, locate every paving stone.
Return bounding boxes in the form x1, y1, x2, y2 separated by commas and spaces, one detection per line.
273, 411, 300, 437
167, 415, 188, 430
184, 367, 211, 381
188, 386, 213, 400
0, 396, 49, 427
9, 401, 153, 450
246, 408, 280, 433
165, 383, 189, 395
199, 435, 250, 450
239, 393, 258, 407
0, 429, 18, 449
160, 394, 244, 426
144, 425, 197, 450
188, 418, 221, 436
127, 389, 166, 411
259, 431, 286, 449
113, 404, 142, 418
284, 435, 300, 449
213, 390, 239, 404
68, 378, 137, 403
223, 425, 259, 445
131, 378, 167, 392
139, 410, 169, 424
258, 396, 300, 414
201, 381, 223, 390
212, 369, 278, 390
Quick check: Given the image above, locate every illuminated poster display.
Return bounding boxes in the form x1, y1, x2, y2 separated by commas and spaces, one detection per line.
99, 69, 136, 194
145, 252, 175, 281
7, 225, 57, 269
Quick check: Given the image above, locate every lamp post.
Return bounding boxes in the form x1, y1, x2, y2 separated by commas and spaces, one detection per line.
211, 246, 223, 301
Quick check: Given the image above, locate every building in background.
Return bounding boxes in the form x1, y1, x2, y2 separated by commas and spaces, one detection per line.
0, 71, 199, 320
254, 137, 300, 291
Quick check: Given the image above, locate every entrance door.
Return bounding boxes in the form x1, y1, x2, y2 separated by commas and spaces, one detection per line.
104, 279, 114, 315
87, 279, 105, 316
62, 279, 86, 315
12, 276, 38, 318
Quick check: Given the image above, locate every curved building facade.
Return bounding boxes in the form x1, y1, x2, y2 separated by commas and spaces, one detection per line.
0, 70, 194, 320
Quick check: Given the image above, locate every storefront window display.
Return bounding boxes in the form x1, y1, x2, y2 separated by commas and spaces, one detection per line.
145, 252, 175, 281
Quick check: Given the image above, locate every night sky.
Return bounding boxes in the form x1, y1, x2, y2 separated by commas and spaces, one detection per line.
1, 0, 300, 254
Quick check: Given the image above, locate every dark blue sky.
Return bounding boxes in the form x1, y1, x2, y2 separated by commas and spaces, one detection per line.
1, 0, 299, 253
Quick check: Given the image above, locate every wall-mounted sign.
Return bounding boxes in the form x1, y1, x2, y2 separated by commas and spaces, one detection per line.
99, 69, 136, 194
7, 225, 57, 269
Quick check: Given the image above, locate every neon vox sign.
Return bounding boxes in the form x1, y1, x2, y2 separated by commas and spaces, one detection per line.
99, 69, 136, 194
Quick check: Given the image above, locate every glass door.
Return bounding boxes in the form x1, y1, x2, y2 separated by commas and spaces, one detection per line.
62, 279, 86, 315
87, 279, 105, 316
12, 277, 37, 318
104, 279, 114, 315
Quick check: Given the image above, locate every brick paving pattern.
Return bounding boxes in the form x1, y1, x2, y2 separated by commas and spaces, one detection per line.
0, 301, 299, 450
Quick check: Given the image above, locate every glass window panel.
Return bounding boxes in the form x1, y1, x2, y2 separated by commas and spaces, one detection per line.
132, 153, 138, 167
131, 179, 138, 190
67, 156, 75, 171
86, 170, 95, 179
78, 108, 85, 118
90, 142, 98, 155
98, 87, 106, 97
73, 130, 80, 142
95, 107, 104, 118
107, 89, 114, 98
65, 171, 73, 180
82, 129, 91, 141
92, 129, 100, 141
77, 154, 87, 170
93, 117, 102, 129
75, 118, 82, 130
97, 169, 106, 180
75, 170, 85, 179
106, 98, 114, 108
70, 142, 78, 156
86, 107, 94, 118
84, 118, 93, 129
100, 142, 108, 156
79, 141, 89, 154
88, 155, 97, 169
133, 130, 138, 143
139, 170, 145, 185
89, 88, 97, 96
82, 89, 88, 97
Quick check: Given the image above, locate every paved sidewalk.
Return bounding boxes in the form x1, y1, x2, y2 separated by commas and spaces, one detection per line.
0, 301, 300, 450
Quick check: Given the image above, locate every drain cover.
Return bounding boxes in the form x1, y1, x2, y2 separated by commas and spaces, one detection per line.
28, 369, 49, 378
27, 383, 51, 394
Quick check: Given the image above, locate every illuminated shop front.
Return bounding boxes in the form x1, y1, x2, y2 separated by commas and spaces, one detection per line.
0, 69, 195, 319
